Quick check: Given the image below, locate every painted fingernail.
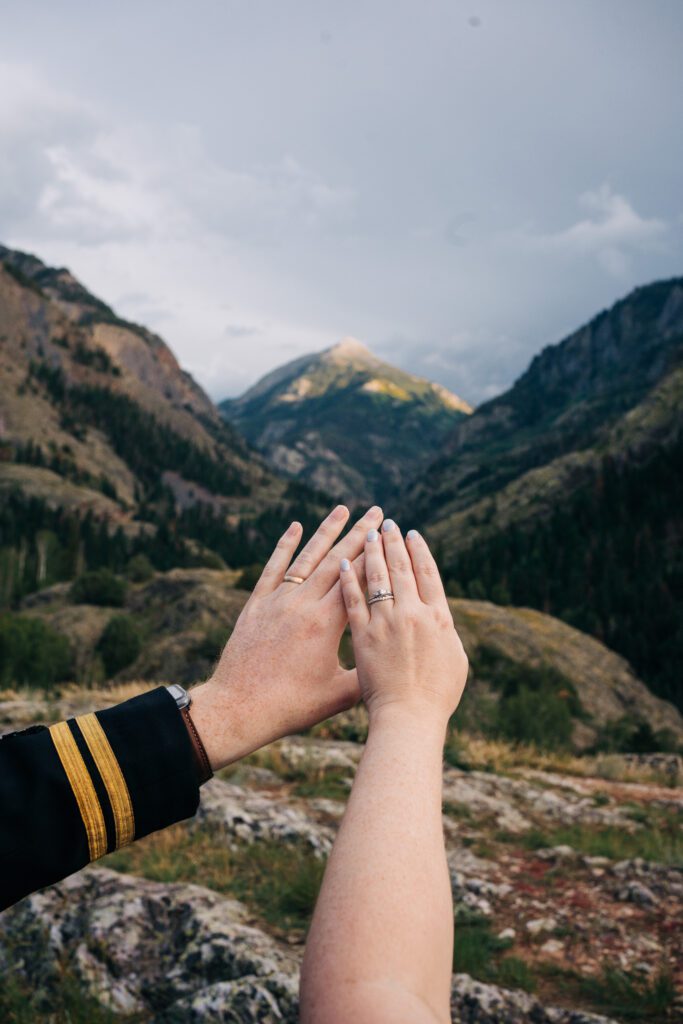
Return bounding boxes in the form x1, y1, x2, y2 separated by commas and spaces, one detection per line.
340, 558, 351, 571
407, 529, 419, 540
367, 529, 379, 542
382, 519, 396, 532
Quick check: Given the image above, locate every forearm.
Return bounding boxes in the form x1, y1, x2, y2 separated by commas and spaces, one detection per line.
300, 706, 453, 1024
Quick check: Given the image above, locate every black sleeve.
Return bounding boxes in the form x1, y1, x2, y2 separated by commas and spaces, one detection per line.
0, 686, 200, 911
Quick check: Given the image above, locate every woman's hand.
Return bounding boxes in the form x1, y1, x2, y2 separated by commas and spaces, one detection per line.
339, 520, 468, 728
301, 520, 466, 1024
190, 504, 382, 770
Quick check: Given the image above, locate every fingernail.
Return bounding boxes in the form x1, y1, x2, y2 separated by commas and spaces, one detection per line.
369, 505, 382, 517
382, 519, 396, 532
288, 521, 301, 535
340, 557, 351, 571
407, 529, 419, 540
332, 504, 348, 520
367, 529, 379, 543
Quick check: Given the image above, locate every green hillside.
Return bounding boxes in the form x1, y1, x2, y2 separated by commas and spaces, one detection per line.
408, 278, 683, 709
0, 245, 328, 606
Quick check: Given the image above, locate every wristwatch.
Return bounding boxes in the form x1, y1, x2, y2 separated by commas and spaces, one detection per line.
166, 684, 213, 785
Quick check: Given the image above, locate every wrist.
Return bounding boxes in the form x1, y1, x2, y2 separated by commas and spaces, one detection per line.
187, 677, 265, 772
367, 700, 449, 744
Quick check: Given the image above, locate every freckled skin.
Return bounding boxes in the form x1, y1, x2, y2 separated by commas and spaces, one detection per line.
189, 504, 383, 770
300, 524, 469, 1024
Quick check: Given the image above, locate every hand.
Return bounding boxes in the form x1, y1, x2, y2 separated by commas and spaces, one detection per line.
339, 520, 468, 728
190, 504, 383, 770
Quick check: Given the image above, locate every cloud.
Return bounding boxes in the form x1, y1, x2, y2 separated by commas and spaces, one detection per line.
522, 184, 668, 277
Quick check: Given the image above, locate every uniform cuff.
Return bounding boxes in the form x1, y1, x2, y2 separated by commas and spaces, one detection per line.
93, 686, 200, 844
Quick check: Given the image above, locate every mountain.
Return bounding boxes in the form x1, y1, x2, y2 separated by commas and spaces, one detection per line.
0, 245, 327, 603
407, 278, 683, 709
220, 336, 471, 504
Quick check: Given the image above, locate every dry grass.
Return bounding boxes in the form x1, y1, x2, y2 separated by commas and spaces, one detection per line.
451, 733, 681, 786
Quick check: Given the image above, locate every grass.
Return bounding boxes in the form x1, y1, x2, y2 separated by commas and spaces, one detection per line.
222, 744, 354, 801
444, 732, 682, 787
106, 822, 326, 932
577, 967, 675, 1021
0, 957, 133, 1024
539, 963, 676, 1022
501, 822, 682, 866
453, 913, 535, 992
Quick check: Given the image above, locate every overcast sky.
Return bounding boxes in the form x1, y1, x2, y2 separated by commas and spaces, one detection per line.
1, 1, 682, 405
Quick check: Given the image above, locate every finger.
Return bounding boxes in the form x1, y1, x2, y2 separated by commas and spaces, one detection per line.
286, 504, 350, 583
252, 521, 304, 597
339, 557, 370, 629
381, 519, 419, 603
322, 551, 366, 628
306, 505, 383, 597
364, 528, 393, 610
406, 529, 447, 605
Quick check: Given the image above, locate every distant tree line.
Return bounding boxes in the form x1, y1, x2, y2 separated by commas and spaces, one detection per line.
0, 486, 325, 608
444, 433, 683, 711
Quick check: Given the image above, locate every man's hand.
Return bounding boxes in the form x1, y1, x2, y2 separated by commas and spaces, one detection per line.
189, 504, 382, 770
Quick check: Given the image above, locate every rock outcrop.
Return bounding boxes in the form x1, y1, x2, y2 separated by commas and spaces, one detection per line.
0, 867, 619, 1024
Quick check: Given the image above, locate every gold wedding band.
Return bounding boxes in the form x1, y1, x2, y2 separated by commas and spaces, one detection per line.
283, 574, 306, 585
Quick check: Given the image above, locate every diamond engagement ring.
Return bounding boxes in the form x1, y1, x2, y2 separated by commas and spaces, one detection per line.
368, 588, 395, 605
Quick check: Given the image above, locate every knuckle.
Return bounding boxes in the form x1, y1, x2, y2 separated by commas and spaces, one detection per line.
391, 558, 411, 574
419, 561, 439, 577
295, 550, 315, 570
367, 570, 387, 585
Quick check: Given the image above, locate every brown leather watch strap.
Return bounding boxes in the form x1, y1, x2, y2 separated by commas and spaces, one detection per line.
180, 706, 213, 785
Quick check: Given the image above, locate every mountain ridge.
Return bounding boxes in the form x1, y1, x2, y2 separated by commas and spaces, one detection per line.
0, 244, 328, 602
405, 276, 683, 709
221, 336, 471, 504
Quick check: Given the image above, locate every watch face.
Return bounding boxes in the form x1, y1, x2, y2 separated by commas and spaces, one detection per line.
166, 684, 191, 709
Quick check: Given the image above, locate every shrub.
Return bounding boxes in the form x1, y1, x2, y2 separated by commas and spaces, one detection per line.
70, 569, 127, 607
592, 716, 680, 754
190, 626, 227, 662
499, 685, 573, 750
0, 614, 72, 689
96, 615, 141, 677
235, 563, 264, 591
125, 553, 154, 583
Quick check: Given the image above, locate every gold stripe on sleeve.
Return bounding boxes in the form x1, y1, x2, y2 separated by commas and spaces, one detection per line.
76, 713, 135, 849
48, 721, 108, 862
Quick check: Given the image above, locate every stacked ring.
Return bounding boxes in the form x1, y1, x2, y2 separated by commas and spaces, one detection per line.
368, 588, 395, 605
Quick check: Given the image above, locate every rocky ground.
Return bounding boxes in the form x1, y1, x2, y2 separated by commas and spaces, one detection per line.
0, 693, 681, 1023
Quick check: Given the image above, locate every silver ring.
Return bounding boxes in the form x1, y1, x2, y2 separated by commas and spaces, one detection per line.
283, 574, 305, 585
368, 590, 395, 605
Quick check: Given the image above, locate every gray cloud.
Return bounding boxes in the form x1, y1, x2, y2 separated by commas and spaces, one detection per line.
1, 2, 682, 405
